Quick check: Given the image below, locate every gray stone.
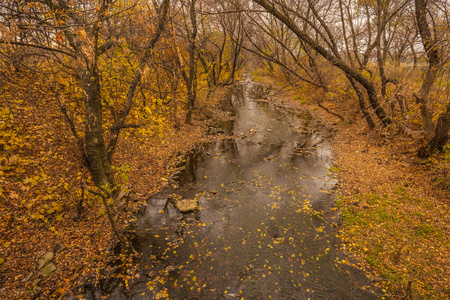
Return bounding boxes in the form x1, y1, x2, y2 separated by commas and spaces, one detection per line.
176, 199, 199, 213
31, 278, 41, 287
224, 292, 239, 298
23, 271, 34, 282
31, 285, 42, 297
38, 252, 54, 269
40, 263, 56, 278
328, 179, 339, 187
53, 242, 67, 254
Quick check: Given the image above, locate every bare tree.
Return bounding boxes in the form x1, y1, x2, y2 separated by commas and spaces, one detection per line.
415, 0, 450, 156
196, 0, 247, 99
173, 0, 198, 125
252, 0, 396, 127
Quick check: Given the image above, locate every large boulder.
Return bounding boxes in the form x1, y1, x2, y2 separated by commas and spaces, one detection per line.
175, 199, 198, 213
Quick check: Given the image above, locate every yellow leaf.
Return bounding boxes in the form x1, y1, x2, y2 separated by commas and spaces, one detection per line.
78, 28, 87, 41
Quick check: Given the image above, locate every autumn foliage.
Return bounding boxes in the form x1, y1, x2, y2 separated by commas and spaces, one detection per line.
1, 0, 449, 299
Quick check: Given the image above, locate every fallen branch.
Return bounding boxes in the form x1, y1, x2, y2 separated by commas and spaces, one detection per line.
316, 99, 345, 121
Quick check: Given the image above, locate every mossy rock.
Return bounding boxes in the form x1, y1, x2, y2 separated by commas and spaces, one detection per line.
40, 263, 56, 278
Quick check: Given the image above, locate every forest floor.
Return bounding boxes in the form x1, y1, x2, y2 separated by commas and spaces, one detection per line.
268, 81, 450, 299
0, 74, 232, 299
0, 120, 216, 299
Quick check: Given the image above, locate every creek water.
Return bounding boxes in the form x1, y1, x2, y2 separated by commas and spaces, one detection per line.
90, 83, 383, 299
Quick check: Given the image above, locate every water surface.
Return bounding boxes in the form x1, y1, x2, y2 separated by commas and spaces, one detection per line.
120, 90, 383, 300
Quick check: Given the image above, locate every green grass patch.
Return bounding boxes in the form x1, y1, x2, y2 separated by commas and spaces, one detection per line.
341, 208, 364, 226
335, 196, 343, 208
293, 95, 307, 104
414, 223, 442, 238
339, 186, 450, 299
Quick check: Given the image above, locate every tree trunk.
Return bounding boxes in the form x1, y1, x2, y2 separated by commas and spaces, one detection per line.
81, 68, 114, 188
414, 0, 440, 138
414, 0, 444, 156
185, 80, 196, 124
184, 0, 198, 125
347, 75, 375, 130
414, 65, 439, 138
419, 102, 450, 157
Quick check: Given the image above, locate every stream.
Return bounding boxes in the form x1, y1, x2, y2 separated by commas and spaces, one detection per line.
78, 82, 383, 299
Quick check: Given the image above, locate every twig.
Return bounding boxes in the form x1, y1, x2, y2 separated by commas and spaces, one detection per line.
82, 182, 126, 246
401, 280, 413, 300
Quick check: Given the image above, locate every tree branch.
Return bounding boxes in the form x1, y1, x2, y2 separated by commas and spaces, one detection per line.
0, 41, 76, 58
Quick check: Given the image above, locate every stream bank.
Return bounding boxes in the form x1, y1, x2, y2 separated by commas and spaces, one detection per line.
263, 80, 450, 299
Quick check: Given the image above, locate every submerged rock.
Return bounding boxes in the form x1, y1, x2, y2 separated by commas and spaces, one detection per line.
165, 265, 177, 273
